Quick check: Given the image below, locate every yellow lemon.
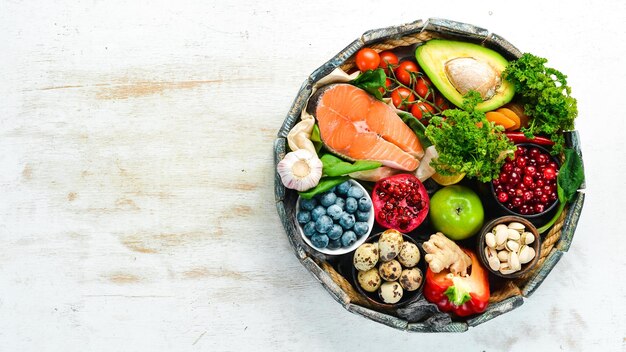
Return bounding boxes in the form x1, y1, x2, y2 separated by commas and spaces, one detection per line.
431, 172, 465, 186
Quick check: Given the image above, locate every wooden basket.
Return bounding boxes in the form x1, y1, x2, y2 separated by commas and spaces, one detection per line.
273, 18, 586, 332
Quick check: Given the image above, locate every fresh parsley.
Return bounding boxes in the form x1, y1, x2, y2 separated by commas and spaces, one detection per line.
502, 53, 578, 154
425, 91, 515, 182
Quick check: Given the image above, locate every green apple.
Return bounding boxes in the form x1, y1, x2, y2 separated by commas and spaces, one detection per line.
429, 185, 484, 240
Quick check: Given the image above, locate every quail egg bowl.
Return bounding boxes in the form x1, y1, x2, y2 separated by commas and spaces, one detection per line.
351, 232, 425, 310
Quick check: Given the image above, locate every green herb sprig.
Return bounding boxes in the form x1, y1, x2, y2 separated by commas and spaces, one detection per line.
503, 53, 578, 154
425, 91, 515, 182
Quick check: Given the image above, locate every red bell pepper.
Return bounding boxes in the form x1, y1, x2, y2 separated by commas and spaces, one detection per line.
423, 249, 490, 317
505, 132, 555, 146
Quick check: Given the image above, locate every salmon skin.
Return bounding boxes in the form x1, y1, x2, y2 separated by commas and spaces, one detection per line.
307, 84, 423, 171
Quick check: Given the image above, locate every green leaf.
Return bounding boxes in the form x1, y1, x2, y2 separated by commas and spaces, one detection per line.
350, 68, 386, 100
310, 124, 323, 153
320, 154, 381, 177
298, 176, 349, 199
397, 111, 433, 149
558, 148, 585, 203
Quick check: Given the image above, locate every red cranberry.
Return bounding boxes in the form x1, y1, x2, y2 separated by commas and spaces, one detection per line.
523, 175, 534, 187
498, 192, 509, 203
536, 179, 545, 188
529, 148, 541, 158
515, 157, 526, 168
512, 197, 523, 207
503, 162, 514, 173
509, 172, 521, 184
534, 203, 545, 213
537, 154, 549, 165
525, 166, 536, 177
544, 167, 557, 181
523, 191, 534, 202
540, 194, 549, 204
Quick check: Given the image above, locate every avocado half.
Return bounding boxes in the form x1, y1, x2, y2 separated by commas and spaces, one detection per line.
416, 39, 515, 112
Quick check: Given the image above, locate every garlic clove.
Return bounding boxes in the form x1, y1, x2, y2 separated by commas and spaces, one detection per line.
277, 149, 323, 191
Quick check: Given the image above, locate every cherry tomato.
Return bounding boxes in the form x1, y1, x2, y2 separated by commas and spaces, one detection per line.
414, 77, 432, 99
377, 78, 393, 95
410, 102, 435, 122
395, 61, 419, 86
390, 87, 415, 110
355, 48, 380, 72
434, 95, 450, 110
378, 51, 399, 74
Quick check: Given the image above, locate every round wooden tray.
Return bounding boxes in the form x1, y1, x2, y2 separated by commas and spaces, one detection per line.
273, 18, 586, 332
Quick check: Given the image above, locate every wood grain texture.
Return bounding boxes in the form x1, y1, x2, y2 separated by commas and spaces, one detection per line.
0, 0, 623, 351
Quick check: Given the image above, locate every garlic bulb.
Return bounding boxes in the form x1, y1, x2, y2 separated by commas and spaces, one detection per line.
277, 149, 323, 191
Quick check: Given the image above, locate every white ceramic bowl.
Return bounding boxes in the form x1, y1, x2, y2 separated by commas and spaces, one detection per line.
296, 180, 375, 256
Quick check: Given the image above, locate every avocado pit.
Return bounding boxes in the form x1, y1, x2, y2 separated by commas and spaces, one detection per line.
444, 57, 501, 100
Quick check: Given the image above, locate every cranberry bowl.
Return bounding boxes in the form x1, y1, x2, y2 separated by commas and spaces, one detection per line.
489, 143, 561, 227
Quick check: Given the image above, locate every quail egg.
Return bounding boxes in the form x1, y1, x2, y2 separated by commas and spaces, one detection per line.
399, 268, 423, 292
397, 241, 420, 268
353, 243, 379, 271
379, 281, 403, 304
357, 268, 381, 293
378, 259, 402, 281
378, 229, 404, 262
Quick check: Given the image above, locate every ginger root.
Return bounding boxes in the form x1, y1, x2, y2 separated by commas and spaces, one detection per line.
422, 232, 472, 276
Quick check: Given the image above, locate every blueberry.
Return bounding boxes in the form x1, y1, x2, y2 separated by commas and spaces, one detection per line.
339, 212, 355, 229
334, 197, 345, 210
326, 204, 343, 220
303, 221, 317, 237
300, 198, 317, 211
336, 181, 351, 196
340, 231, 357, 247
356, 211, 370, 222
311, 206, 326, 221
320, 192, 338, 207
327, 238, 342, 249
297, 211, 311, 224
315, 215, 333, 234
347, 186, 364, 199
311, 234, 329, 248
357, 197, 371, 212
327, 224, 343, 240
353, 222, 369, 237
345, 197, 358, 214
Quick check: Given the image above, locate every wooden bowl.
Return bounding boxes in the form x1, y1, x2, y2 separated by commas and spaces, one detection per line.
477, 216, 541, 279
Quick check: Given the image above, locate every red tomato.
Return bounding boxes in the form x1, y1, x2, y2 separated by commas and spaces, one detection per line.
415, 77, 432, 99
435, 95, 450, 110
355, 48, 380, 72
378, 51, 399, 73
391, 87, 415, 110
377, 78, 393, 95
411, 102, 435, 121
395, 61, 419, 86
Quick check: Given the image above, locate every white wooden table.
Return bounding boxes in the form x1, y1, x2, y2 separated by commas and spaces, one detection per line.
1, 1, 624, 351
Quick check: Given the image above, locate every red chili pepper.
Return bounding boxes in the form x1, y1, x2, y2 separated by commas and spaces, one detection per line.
423, 249, 490, 317
505, 132, 555, 146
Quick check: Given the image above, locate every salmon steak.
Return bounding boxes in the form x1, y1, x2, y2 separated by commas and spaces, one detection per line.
308, 84, 423, 171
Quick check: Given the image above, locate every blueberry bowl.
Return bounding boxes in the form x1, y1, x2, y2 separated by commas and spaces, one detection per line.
295, 180, 375, 256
